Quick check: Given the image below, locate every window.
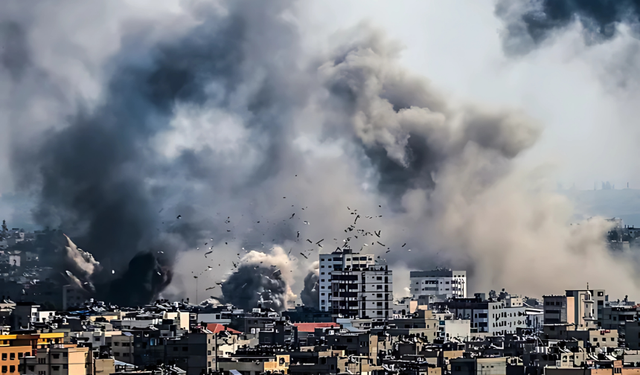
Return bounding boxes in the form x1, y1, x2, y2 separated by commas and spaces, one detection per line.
62, 353, 68, 358
8, 366, 14, 373
52, 366, 59, 371
182, 347, 188, 352
1, 354, 5, 361
52, 354, 59, 359
2, 366, 6, 373
114, 342, 120, 346
63, 365, 68, 370
173, 347, 178, 351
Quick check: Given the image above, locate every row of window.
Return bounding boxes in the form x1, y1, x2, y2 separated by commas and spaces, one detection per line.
0, 353, 29, 361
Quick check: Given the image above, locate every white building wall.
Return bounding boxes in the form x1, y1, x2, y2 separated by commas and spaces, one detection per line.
410, 270, 467, 299
442, 319, 471, 341
318, 251, 375, 312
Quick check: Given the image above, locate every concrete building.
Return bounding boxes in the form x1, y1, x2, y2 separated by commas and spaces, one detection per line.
625, 321, 640, 350
410, 269, 467, 299
329, 265, 392, 320
0, 344, 31, 375
318, 249, 375, 312
438, 294, 542, 335
544, 295, 571, 324
450, 356, 507, 375
22, 344, 91, 375
108, 332, 134, 362
565, 289, 605, 328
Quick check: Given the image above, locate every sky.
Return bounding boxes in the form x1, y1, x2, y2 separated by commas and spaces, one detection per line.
3, 0, 640, 305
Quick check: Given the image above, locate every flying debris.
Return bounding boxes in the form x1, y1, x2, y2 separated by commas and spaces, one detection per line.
354, 215, 360, 224
402, 243, 406, 247
374, 230, 381, 238
290, 213, 295, 219
386, 249, 391, 253
306, 239, 312, 244
206, 286, 216, 291
377, 241, 386, 246
303, 221, 309, 225
176, 215, 182, 219
299, 252, 308, 259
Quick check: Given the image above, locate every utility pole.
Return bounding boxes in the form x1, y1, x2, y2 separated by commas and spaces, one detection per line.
194, 276, 199, 304
215, 331, 218, 373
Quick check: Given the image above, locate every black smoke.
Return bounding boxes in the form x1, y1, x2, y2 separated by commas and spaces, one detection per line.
220, 265, 289, 312
3, 0, 303, 306
496, 0, 640, 55
300, 270, 319, 309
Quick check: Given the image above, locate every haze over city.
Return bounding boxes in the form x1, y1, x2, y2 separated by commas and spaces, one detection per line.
2, 2, 640, 374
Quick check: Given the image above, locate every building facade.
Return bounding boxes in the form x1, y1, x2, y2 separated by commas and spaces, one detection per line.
410, 269, 467, 299
318, 249, 376, 313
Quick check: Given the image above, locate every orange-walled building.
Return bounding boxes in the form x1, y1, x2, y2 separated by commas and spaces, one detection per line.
0, 345, 32, 375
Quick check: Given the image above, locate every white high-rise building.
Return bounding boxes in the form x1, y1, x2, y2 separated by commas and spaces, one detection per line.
318, 249, 392, 320
410, 269, 467, 299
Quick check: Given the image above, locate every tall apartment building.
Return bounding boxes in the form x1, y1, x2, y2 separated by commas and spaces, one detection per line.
318, 249, 375, 311
410, 269, 467, 299
318, 249, 392, 320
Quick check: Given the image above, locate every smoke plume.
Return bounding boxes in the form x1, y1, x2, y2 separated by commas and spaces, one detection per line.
1, 0, 639, 309
219, 247, 295, 312
495, 0, 640, 56
300, 262, 319, 309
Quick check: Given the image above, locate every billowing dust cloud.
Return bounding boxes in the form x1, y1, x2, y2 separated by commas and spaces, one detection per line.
1, 0, 638, 308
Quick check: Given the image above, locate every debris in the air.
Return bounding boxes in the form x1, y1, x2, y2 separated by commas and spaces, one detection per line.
316, 239, 324, 245
306, 239, 312, 244
206, 286, 216, 291
303, 221, 309, 225
290, 213, 295, 219
402, 243, 406, 247
354, 215, 360, 224
299, 253, 308, 259
377, 241, 385, 247
176, 215, 182, 219
374, 230, 381, 238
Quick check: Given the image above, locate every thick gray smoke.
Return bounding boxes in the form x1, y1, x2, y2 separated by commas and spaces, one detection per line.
2, 0, 639, 308
219, 247, 295, 312
300, 262, 319, 309
496, 0, 640, 56
59, 234, 172, 307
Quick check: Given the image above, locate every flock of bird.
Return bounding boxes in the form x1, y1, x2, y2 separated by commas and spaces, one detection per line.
169, 199, 413, 297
